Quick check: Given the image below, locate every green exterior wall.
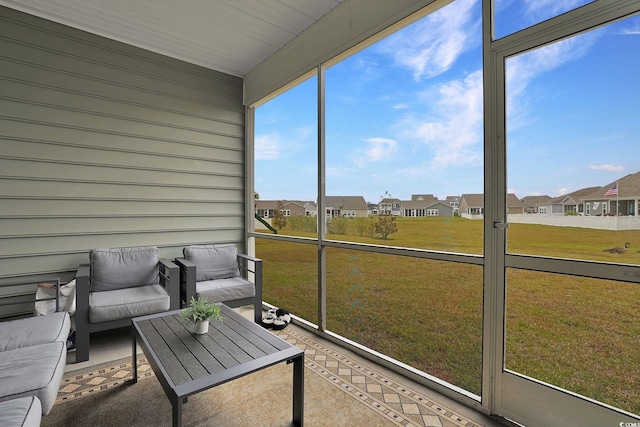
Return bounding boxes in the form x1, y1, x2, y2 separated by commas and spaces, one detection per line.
0, 7, 245, 294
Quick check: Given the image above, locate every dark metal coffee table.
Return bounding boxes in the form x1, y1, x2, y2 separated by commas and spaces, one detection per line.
132, 305, 304, 427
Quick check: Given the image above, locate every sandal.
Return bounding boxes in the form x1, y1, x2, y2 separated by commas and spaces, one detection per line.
261, 308, 277, 328
272, 308, 291, 330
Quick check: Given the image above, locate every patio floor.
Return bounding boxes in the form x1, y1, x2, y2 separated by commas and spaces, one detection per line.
62, 307, 507, 427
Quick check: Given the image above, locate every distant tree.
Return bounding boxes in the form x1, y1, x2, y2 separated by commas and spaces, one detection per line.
374, 214, 398, 240
273, 200, 287, 229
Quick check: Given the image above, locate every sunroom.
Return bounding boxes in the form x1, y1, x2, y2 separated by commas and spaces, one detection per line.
1, 1, 639, 426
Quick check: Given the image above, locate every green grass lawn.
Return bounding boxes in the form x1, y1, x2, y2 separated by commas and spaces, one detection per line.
256, 216, 640, 414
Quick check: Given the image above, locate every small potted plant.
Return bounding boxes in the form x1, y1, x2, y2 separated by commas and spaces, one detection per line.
180, 297, 223, 334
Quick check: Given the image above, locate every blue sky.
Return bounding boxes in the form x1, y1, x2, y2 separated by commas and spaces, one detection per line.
255, 0, 640, 203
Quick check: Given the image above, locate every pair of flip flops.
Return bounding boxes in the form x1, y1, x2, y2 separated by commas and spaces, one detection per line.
261, 308, 291, 330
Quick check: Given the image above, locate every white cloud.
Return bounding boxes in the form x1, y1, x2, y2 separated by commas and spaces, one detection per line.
553, 187, 570, 197
353, 138, 398, 167
364, 138, 398, 161
506, 31, 600, 129
524, 0, 591, 19
588, 164, 625, 172
255, 127, 314, 161
621, 15, 640, 35
326, 165, 352, 176
404, 70, 484, 169
255, 134, 280, 160
379, 0, 478, 80
392, 103, 410, 110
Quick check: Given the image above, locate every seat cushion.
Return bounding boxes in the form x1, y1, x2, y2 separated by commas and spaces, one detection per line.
0, 311, 70, 352
89, 284, 170, 323
0, 342, 66, 416
90, 246, 159, 292
0, 396, 42, 427
196, 276, 255, 303
183, 244, 239, 282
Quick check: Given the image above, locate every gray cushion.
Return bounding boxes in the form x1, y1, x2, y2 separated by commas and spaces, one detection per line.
0, 311, 70, 352
183, 244, 239, 282
90, 246, 159, 292
196, 276, 255, 303
89, 284, 170, 323
0, 396, 42, 427
0, 342, 66, 416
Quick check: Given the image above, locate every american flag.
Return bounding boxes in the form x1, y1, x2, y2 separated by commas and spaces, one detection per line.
604, 183, 618, 197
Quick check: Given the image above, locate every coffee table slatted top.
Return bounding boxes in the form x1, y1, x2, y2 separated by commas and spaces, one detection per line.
133, 305, 297, 389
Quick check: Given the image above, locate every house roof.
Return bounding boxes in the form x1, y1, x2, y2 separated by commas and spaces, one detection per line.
411, 194, 437, 202
325, 196, 368, 210
402, 199, 439, 209
520, 195, 552, 208
255, 200, 314, 210
584, 171, 640, 199
461, 193, 521, 208
549, 186, 601, 204
380, 198, 402, 204
460, 194, 484, 208
0, 0, 346, 78
506, 193, 522, 208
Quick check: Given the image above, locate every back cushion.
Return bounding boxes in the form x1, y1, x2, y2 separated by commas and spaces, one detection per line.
183, 244, 239, 282
90, 247, 159, 292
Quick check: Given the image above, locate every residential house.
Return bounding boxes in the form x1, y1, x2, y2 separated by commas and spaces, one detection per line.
402, 194, 438, 217
459, 193, 523, 217
459, 194, 484, 217
325, 196, 368, 218
583, 171, 640, 216
445, 196, 461, 215
520, 195, 552, 214
402, 199, 453, 217
255, 200, 316, 218
379, 198, 402, 216
507, 193, 524, 215
537, 187, 600, 215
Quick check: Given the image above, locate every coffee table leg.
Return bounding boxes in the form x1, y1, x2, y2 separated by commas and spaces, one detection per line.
132, 334, 138, 384
293, 354, 304, 426
172, 398, 182, 427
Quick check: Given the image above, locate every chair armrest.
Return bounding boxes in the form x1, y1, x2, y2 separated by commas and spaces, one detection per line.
237, 253, 261, 263
75, 264, 90, 320
75, 264, 91, 362
159, 259, 180, 310
174, 258, 196, 308
238, 254, 263, 323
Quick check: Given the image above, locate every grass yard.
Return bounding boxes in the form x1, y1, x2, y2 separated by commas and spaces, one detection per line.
256, 216, 640, 414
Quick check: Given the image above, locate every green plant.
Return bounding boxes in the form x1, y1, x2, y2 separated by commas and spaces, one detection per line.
327, 217, 349, 234
180, 297, 223, 324
374, 214, 398, 239
273, 200, 287, 229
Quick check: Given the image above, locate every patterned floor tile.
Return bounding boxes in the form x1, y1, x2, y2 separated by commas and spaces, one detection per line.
57, 327, 485, 427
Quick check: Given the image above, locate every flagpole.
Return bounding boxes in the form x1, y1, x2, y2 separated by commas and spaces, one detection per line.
616, 180, 619, 216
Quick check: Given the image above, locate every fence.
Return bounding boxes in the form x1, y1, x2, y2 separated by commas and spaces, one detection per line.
507, 214, 640, 230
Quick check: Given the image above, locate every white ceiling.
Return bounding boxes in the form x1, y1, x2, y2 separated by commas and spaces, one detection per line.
0, 0, 345, 77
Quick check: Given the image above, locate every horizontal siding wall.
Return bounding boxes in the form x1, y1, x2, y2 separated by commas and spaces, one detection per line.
0, 7, 246, 290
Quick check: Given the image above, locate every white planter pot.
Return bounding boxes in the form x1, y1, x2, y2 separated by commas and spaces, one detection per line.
193, 320, 209, 334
